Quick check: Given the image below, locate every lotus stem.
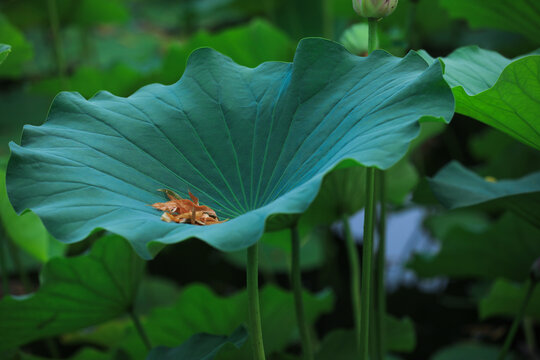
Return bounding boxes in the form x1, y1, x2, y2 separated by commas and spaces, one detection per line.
247, 243, 266, 360
497, 279, 537, 360
375, 169, 387, 360
0, 229, 9, 295
368, 18, 378, 54
47, 0, 68, 90
291, 223, 314, 360
129, 309, 152, 352
5, 236, 31, 293
360, 167, 376, 360
343, 214, 362, 355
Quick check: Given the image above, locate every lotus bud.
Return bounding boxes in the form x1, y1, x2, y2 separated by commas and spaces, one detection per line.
352, 0, 399, 19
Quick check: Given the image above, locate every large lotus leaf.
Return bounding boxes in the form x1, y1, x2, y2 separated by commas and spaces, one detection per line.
109, 284, 333, 360
439, 0, 540, 44
429, 161, 540, 227
0, 168, 65, 262
316, 316, 416, 359
0, 235, 144, 351
420, 47, 540, 150
0, 44, 10, 65
7, 38, 454, 259
147, 327, 247, 360
431, 343, 516, 360
480, 279, 540, 321
160, 19, 294, 85
409, 213, 540, 281
0, 14, 33, 78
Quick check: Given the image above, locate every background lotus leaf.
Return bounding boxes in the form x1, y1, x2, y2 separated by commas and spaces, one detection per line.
7, 38, 454, 259
0, 44, 10, 65
0, 235, 144, 351
480, 279, 540, 321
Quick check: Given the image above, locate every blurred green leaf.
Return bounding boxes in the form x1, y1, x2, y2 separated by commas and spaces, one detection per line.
409, 213, 540, 281
159, 19, 294, 84
20, 347, 113, 360
421, 47, 540, 150
429, 161, 540, 227
423, 209, 490, 241
316, 316, 416, 359
0, 168, 65, 263
146, 326, 247, 360
439, 0, 540, 44
431, 343, 516, 360
0, 235, 144, 351
115, 284, 333, 359
0, 44, 10, 64
0, 14, 33, 77
480, 279, 540, 321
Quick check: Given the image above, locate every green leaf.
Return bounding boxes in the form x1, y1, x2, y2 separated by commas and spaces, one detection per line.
20, 347, 114, 360
421, 46, 540, 150
429, 161, 540, 227
316, 316, 416, 359
480, 279, 540, 321
0, 44, 11, 65
0, 14, 33, 78
115, 284, 333, 359
146, 326, 247, 360
159, 19, 294, 85
7, 38, 454, 259
409, 213, 540, 281
431, 343, 516, 360
0, 168, 65, 262
439, 0, 540, 44
0, 235, 144, 351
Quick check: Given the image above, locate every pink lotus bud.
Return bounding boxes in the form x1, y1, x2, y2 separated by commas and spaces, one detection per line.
352, 0, 398, 19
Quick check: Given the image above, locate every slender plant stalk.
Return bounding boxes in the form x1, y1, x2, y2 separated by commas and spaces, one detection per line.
523, 317, 536, 355
368, 18, 378, 54
0, 230, 10, 295
291, 224, 314, 360
247, 243, 266, 360
375, 170, 387, 360
343, 214, 361, 355
6, 237, 31, 293
360, 167, 376, 360
407, 0, 419, 49
129, 310, 152, 351
322, 0, 334, 39
497, 279, 537, 360
47, 0, 68, 90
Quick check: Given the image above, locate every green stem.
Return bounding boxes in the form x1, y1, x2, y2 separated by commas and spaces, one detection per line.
47, 0, 68, 90
360, 167, 376, 360
6, 237, 31, 293
0, 229, 10, 295
291, 224, 314, 360
497, 280, 537, 360
322, 0, 334, 39
407, 0, 418, 49
368, 18, 378, 54
129, 310, 152, 352
523, 317, 536, 355
375, 170, 387, 360
343, 214, 361, 355
247, 244, 266, 360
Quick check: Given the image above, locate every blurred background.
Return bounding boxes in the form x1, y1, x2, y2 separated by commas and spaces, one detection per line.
1, 0, 540, 359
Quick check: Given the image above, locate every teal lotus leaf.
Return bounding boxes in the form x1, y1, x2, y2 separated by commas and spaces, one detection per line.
146, 327, 247, 360
429, 161, 540, 227
419, 46, 540, 150
0, 44, 11, 65
431, 343, 516, 360
7, 38, 454, 259
0, 235, 144, 351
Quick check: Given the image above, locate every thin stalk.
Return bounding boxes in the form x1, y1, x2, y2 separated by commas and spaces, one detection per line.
129, 310, 152, 352
368, 18, 378, 54
360, 167, 376, 360
322, 0, 334, 39
375, 170, 387, 360
291, 224, 314, 360
497, 279, 537, 360
407, 0, 419, 49
247, 244, 266, 360
523, 317, 536, 355
6, 237, 31, 293
0, 230, 10, 295
47, 0, 68, 90
343, 214, 361, 355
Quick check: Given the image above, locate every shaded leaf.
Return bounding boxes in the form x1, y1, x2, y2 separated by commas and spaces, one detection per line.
409, 213, 540, 281
0, 235, 144, 351
7, 38, 454, 259
439, 0, 540, 44
146, 326, 247, 360
431, 343, 516, 360
480, 279, 540, 321
0, 14, 33, 78
429, 161, 540, 227
0, 44, 10, 65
